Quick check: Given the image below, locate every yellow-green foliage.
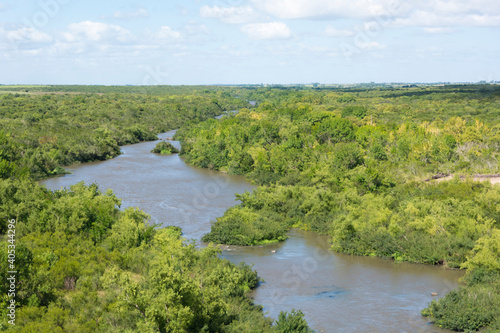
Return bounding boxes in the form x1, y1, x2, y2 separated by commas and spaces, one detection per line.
0, 182, 276, 332
151, 141, 179, 155
179, 84, 500, 332
464, 229, 500, 271
0, 86, 318, 332
0, 87, 247, 180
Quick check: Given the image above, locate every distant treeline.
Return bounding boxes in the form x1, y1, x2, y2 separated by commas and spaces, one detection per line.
0, 89, 248, 179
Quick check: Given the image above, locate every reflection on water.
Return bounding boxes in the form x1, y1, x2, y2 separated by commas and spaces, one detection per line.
41, 132, 464, 333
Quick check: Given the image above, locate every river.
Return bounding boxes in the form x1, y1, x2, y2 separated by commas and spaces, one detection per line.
41, 130, 464, 333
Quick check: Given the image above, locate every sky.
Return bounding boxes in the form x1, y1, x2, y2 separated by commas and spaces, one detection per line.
0, 0, 499, 85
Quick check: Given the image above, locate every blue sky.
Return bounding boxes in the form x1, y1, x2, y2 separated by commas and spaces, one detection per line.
0, 0, 499, 85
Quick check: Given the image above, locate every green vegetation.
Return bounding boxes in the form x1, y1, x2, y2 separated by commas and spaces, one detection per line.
341, 105, 367, 119
3, 83, 500, 331
0, 181, 275, 332
0, 86, 247, 180
421, 268, 500, 332
275, 310, 314, 333
0, 86, 314, 332
151, 141, 179, 155
177, 84, 500, 331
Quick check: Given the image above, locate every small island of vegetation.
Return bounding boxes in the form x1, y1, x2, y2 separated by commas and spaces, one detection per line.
151, 141, 179, 155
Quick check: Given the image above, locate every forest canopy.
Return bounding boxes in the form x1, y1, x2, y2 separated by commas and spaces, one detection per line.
0, 86, 247, 180
176, 84, 500, 332
1, 84, 500, 331
0, 86, 313, 332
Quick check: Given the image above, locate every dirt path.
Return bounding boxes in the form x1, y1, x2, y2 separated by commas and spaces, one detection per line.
426, 173, 500, 185
474, 175, 500, 185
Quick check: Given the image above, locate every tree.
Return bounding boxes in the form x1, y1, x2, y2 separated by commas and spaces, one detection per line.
275, 309, 314, 333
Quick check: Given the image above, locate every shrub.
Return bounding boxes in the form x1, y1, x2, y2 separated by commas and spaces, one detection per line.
275, 309, 314, 333
151, 141, 179, 155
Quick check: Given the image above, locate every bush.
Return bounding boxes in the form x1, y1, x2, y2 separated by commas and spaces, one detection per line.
151, 141, 179, 155
275, 309, 314, 333
422, 269, 500, 332
314, 118, 356, 144
202, 207, 288, 246
421, 284, 499, 331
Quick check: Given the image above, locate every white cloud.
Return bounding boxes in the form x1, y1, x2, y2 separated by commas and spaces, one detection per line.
113, 8, 149, 20
0, 3, 6, 11
241, 22, 292, 40
250, 0, 395, 20
411, 1, 500, 27
0, 27, 53, 47
156, 26, 181, 40
324, 26, 355, 37
393, 10, 500, 28
249, 0, 500, 27
432, 0, 500, 16
64, 21, 134, 43
200, 5, 260, 24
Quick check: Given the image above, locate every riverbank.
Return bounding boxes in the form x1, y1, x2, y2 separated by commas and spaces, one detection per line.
175, 85, 500, 332
1, 177, 282, 331
0, 88, 247, 180
42, 131, 465, 332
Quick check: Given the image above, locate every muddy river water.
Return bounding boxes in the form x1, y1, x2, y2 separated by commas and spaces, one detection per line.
42, 130, 464, 333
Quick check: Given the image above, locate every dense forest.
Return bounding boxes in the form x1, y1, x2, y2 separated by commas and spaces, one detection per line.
0, 86, 312, 332
176, 84, 500, 332
0, 86, 249, 180
1, 84, 499, 331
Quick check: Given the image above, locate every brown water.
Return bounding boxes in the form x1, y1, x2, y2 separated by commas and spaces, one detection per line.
224, 231, 463, 333
42, 131, 251, 241
41, 131, 464, 333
